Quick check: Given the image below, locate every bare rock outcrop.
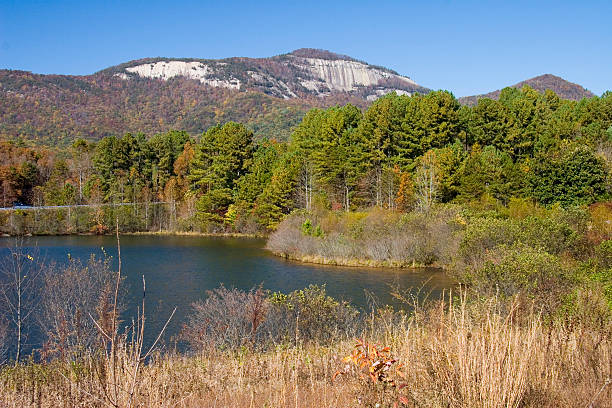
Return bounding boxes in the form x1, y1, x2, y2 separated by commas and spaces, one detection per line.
116, 48, 430, 100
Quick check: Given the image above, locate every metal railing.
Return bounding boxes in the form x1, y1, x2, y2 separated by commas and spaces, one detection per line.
0, 202, 170, 212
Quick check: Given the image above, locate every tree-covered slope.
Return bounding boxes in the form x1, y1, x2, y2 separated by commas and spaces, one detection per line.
0, 71, 316, 146
0, 49, 429, 147
459, 74, 595, 106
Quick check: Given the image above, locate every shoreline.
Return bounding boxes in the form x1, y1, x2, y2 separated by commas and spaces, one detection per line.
269, 250, 440, 269
123, 230, 266, 238
1, 230, 267, 239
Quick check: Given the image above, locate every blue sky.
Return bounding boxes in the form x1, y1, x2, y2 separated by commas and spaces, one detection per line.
0, 0, 610, 97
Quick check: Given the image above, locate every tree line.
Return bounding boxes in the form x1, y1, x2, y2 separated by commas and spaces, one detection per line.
1, 85, 612, 234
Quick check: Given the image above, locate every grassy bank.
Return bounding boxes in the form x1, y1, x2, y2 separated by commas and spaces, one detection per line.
1, 295, 609, 407
123, 230, 265, 238
274, 252, 433, 268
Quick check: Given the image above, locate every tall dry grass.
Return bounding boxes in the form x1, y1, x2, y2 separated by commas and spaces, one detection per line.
1, 295, 610, 408
266, 207, 461, 268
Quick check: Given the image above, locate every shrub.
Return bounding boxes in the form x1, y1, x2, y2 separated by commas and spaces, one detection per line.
459, 217, 521, 265
269, 284, 359, 344
518, 216, 577, 255
181, 285, 359, 352
459, 214, 579, 266
301, 218, 323, 237
506, 197, 545, 219
463, 244, 574, 315
585, 240, 612, 308
39, 254, 123, 359
594, 239, 612, 269
0, 317, 8, 363
181, 286, 269, 351
589, 202, 612, 243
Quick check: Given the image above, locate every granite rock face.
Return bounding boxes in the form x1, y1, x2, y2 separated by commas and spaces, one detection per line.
115, 49, 429, 100
124, 61, 241, 90
292, 56, 419, 96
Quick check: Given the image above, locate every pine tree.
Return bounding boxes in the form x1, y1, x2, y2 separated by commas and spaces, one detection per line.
311, 105, 366, 210
290, 108, 325, 210
253, 151, 299, 229
188, 122, 254, 222
358, 93, 410, 205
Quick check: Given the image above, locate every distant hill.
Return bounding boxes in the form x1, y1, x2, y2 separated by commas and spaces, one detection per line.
459, 74, 595, 106
0, 49, 430, 146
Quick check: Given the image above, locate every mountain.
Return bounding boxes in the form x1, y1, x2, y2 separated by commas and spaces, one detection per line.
109, 48, 429, 100
458, 74, 595, 106
0, 49, 430, 146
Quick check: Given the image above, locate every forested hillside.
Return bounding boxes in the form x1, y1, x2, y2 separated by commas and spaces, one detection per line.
0, 49, 429, 146
0, 71, 315, 146
459, 74, 595, 106
1, 50, 602, 148
2, 85, 611, 234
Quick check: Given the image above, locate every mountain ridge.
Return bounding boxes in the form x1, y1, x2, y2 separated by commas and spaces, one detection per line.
103, 48, 428, 100
0, 50, 601, 147
459, 74, 595, 106
0, 49, 430, 145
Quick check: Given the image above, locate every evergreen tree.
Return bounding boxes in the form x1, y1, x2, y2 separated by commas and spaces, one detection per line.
468, 98, 512, 151
397, 94, 425, 168
311, 105, 366, 210
235, 139, 284, 206
290, 108, 325, 210
432, 141, 465, 202
358, 92, 410, 205
188, 122, 254, 221
503, 86, 552, 159
530, 144, 607, 206
418, 90, 461, 152
456, 145, 521, 204
253, 150, 299, 229
147, 130, 191, 191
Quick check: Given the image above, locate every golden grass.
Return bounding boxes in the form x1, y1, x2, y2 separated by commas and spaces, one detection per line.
122, 231, 265, 238
272, 252, 432, 269
1, 298, 610, 408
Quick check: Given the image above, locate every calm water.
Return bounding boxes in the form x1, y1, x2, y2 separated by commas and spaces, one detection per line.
0, 235, 454, 348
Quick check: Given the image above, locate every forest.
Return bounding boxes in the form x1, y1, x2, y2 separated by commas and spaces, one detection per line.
1, 85, 612, 235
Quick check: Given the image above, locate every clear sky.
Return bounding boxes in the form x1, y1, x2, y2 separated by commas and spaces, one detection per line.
0, 0, 610, 97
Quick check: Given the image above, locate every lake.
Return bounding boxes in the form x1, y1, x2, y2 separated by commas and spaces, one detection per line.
0, 235, 454, 349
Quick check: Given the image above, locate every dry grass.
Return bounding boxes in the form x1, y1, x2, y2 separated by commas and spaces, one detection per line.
267, 207, 461, 268
1, 296, 610, 408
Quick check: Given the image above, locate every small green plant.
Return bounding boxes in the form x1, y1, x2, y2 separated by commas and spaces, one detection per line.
301, 218, 324, 237
224, 204, 238, 226
301, 218, 313, 235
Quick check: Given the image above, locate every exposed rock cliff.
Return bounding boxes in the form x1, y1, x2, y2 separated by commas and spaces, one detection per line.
123, 61, 241, 90
114, 49, 429, 100
290, 56, 418, 98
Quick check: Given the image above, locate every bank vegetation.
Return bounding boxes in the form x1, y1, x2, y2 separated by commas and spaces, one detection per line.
0, 197, 611, 406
